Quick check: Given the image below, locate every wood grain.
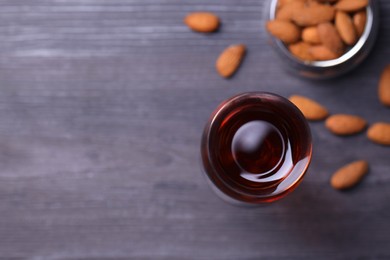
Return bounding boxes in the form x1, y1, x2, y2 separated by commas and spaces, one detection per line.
0, 0, 389, 259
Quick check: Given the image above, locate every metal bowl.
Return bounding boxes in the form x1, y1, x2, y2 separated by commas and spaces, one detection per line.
267, 0, 379, 79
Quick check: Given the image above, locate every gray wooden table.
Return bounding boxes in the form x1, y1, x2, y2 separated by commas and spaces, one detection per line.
0, 0, 389, 259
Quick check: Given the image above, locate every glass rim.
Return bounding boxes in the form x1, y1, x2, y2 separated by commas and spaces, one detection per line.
201, 92, 313, 204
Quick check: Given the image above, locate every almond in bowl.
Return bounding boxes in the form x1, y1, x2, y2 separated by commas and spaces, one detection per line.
265, 0, 379, 79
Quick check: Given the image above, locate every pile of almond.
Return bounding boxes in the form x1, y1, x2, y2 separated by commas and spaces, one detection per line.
266, 0, 368, 62
289, 65, 390, 190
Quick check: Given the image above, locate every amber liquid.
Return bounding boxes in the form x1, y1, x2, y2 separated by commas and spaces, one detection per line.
232, 120, 285, 180
203, 93, 312, 203
213, 109, 294, 188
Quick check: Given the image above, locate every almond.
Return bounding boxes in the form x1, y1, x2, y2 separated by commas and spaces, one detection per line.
289, 42, 315, 61
184, 12, 220, 33
325, 114, 367, 135
289, 95, 328, 121
277, 0, 291, 9
266, 20, 301, 44
378, 65, 390, 107
291, 3, 335, 26
309, 45, 340, 61
353, 10, 367, 37
367, 122, 390, 146
335, 11, 357, 45
318, 22, 344, 55
277, 0, 288, 8
335, 0, 369, 12
331, 160, 369, 190
316, 0, 339, 3
276, 1, 305, 21
277, 0, 305, 9
302, 26, 322, 44
216, 44, 246, 78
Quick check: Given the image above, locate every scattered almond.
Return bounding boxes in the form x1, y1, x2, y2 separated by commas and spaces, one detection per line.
331, 160, 369, 190
318, 22, 344, 55
336, 11, 357, 45
378, 65, 390, 107
289, 42, 315, 61
266, 20, 301, 44
353, 10, 367, 37
216, 44, 246, 78
367, 122, 390, 146
325, 114, 367, 135
309, 45, 340, 61
335, 0, 369, 12
302, 26, 322, 44
291, 3, 335, 26
289, 95, 329, 121
184, 12, 220, 33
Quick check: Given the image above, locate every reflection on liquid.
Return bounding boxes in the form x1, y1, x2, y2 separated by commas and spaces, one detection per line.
240, 139, 292, 183
232, 120, 285, 175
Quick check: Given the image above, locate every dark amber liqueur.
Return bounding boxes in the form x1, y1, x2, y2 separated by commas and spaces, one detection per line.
201, 92, 312, 204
